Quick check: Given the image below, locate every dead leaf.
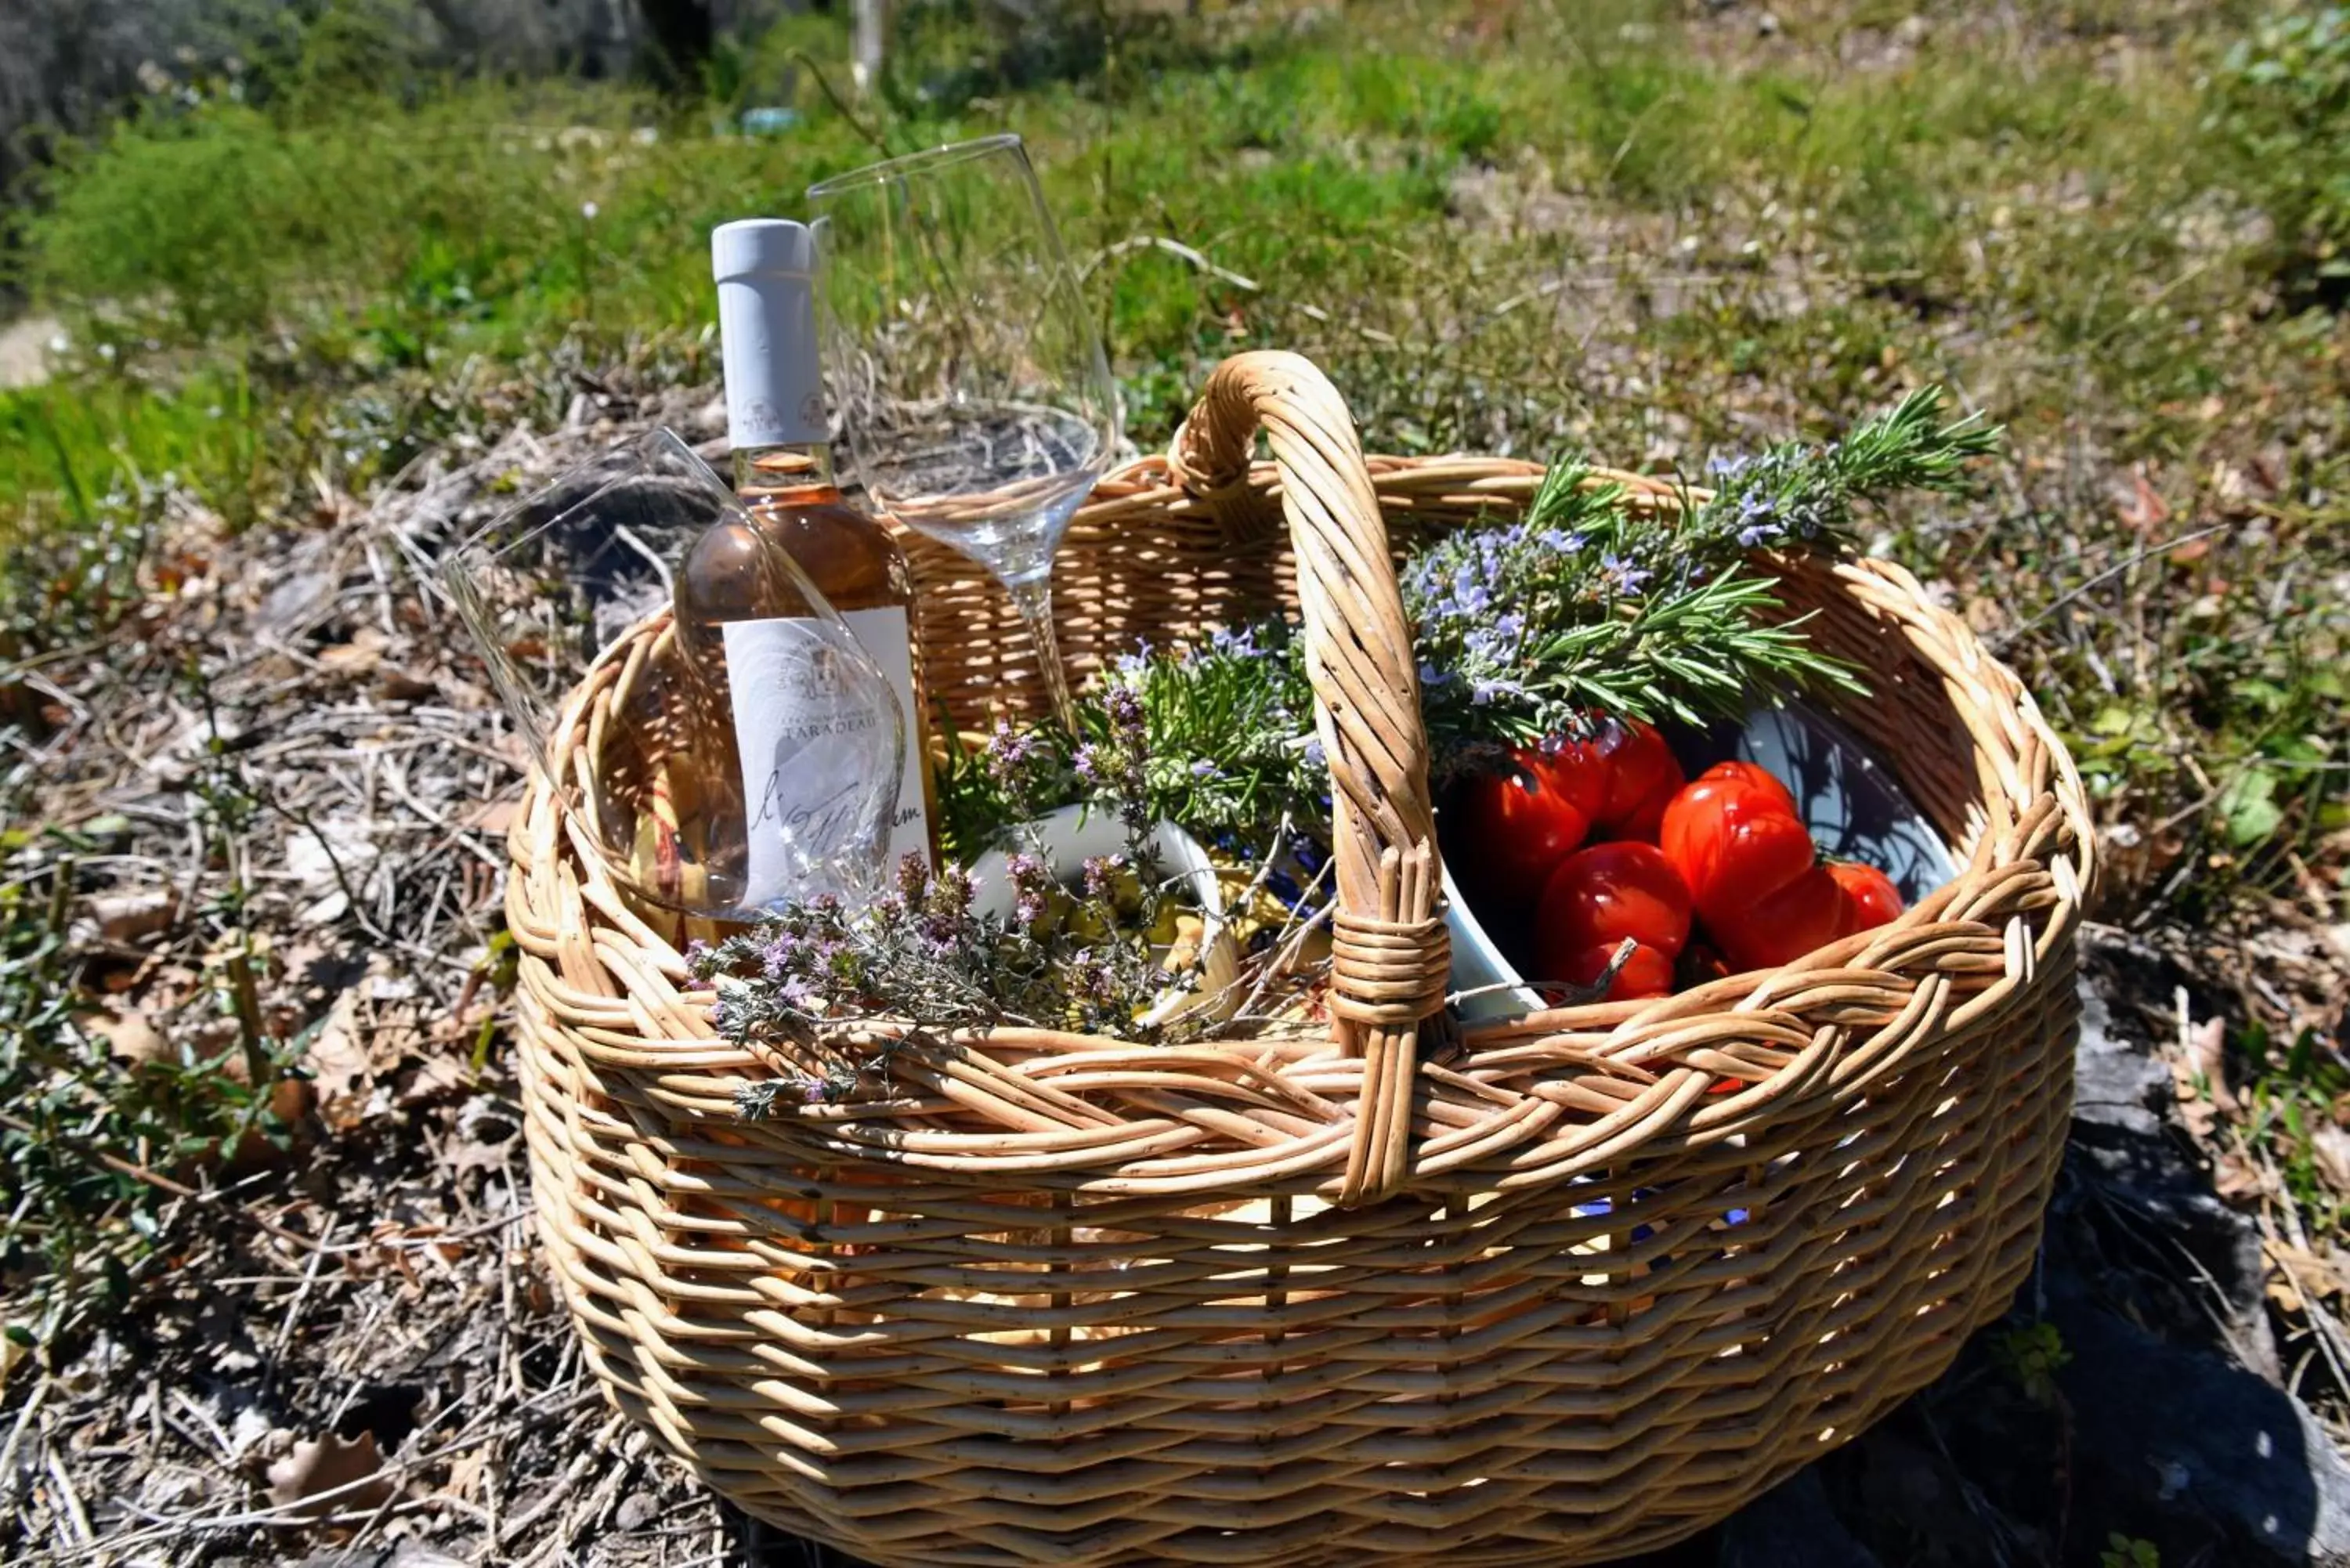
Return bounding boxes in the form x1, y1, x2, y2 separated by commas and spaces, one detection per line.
284, 820, 378, 927
304, 993, 374, 1133
316, 625, 390, 674
2214, 1151, 2267, 1205
89, 1008, 171, 1071
75, 887, 180, 945
376, 667, 438, 702
2313, 1125, 2350, 1195
2265, 1241, 2341, 1316
2173, 1055, 2218, 1143
460, 799, 518, 836
265, 1430, 394, 1521
2188, 1013, 2234, 1118
2117, 465, 2172, 534
442, 1448, 489, 1502
396, 1054, 471, 1107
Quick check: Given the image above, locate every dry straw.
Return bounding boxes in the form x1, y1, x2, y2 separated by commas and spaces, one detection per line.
509, 352, 2092, 1566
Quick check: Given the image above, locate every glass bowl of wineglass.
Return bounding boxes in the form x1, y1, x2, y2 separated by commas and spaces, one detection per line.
808, 133, 1119, 732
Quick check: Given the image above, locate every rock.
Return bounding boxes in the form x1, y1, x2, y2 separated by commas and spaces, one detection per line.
2061, 972, 2276, 1374
1716, 1467, 1882, 1568
2071, 974, 2168, 1140
2053, 1298, 2350, 1566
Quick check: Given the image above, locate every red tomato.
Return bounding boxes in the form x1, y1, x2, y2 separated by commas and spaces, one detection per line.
1711, 865, 1849, 970
1448, 750, 1593, 914
1697, 761, 1799, 816
1590, 720, 1686, 841
1660, 772, 1817, 925
1535, 733, 1615, 818
1828, 861, 1905, 933
1556, 940, 1676, 1000
1534, 842, 1694, 989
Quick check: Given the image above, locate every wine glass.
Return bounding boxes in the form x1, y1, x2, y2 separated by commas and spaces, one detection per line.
437, 428, 905, 918
808, 133, 1117, 732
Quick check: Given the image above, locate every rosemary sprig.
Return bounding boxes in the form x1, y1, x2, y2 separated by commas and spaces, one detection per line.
934, 386, 1999, 858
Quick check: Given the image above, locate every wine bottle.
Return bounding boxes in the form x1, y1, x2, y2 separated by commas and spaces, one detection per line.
697, 219, 938, 886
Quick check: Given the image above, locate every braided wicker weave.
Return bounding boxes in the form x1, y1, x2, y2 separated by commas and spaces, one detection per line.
509, 352, 2092, 1566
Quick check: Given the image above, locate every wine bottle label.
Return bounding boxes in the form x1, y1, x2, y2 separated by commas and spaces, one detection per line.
839, 605, 932, 873
722, 616, 902, 910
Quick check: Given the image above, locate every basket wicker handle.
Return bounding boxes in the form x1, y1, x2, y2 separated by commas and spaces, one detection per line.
1168, 351, 1448, 1207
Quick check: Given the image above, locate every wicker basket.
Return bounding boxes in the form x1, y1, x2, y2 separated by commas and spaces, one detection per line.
508, 352, 2093, 1566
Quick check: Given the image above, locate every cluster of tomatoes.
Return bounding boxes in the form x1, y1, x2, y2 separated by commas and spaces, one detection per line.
1448, 721, 1906, 1000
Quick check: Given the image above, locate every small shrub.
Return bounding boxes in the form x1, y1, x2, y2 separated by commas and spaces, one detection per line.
1992, 1320, 2073, 1407
2210, 5, 2350, 294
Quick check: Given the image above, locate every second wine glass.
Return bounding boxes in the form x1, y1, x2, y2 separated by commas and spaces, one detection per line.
808, 133, 1116, 732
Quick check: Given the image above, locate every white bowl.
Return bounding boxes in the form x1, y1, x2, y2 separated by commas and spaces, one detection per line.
967, 806, 1242, 1025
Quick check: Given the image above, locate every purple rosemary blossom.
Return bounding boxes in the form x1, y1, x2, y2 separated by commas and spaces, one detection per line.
1736, 493, 1785, 549
1113, 640, 1153, 677
1204, 624, 1258, 659
1600, 553, 1652, 596
685, 938, 715, 975
777, 976, 818, 1012
1538, 528, 1585, 555
1189, 757, 1217, 779
1303, 736, 1326, 769
707, 995, 730, 1031
1450, 573, 1494, 616
1707, 453, 1751, 481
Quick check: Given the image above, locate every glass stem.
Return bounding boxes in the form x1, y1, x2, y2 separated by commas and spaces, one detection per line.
1005, 575, 1079, 734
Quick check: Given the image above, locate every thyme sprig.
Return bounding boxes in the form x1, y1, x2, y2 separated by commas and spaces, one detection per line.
692, 688, 1210, 1110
